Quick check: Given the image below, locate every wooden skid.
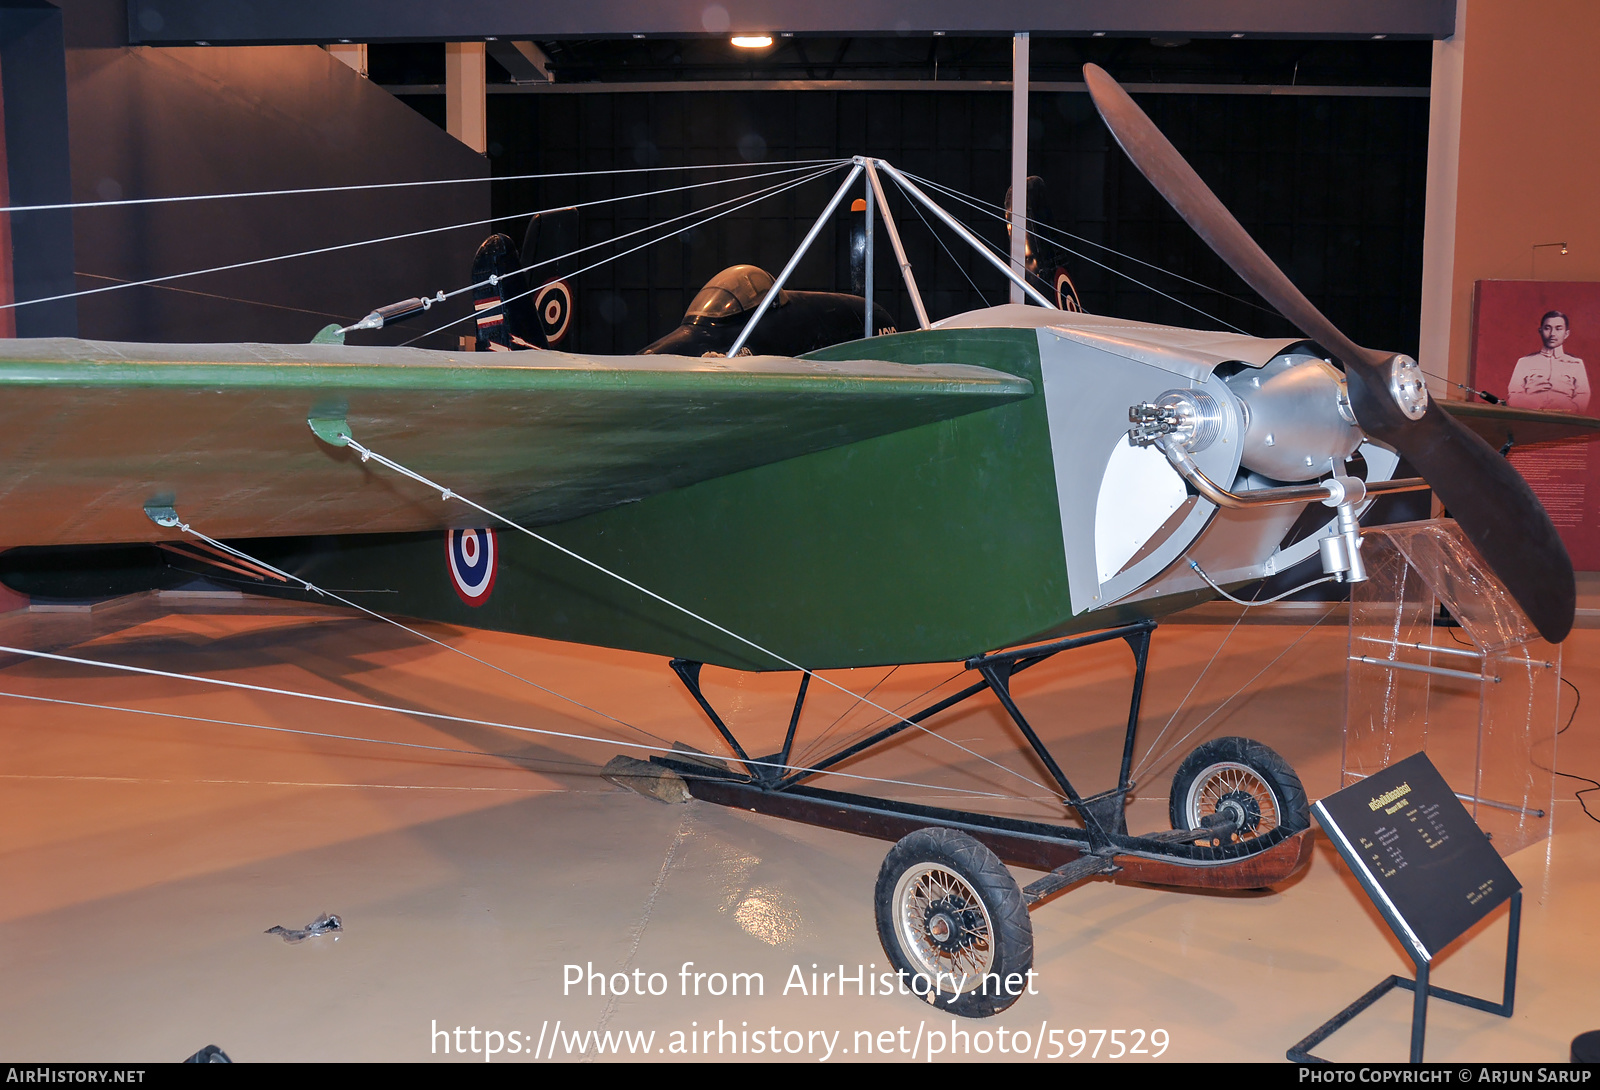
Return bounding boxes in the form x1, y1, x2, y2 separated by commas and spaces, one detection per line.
1111, 830, 1315, 889
677, 771, 1313, 892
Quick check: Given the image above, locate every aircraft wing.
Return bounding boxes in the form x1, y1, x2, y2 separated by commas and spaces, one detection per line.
0, 337, 1031, 548
1438, 400, 1600, 449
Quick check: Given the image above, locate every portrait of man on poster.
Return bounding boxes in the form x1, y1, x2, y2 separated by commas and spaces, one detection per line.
1507, 310, 1590, 412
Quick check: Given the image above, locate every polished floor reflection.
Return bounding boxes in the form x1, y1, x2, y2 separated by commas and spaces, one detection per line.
1, 593, 1594, 1062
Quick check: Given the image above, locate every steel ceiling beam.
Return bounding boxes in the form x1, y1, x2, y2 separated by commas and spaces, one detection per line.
126, 1, 1456, 46
486, 40, 553, 84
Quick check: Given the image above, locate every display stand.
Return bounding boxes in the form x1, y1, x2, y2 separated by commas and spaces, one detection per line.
1344, 520, 1560, 856
1285, 894, 1520, 1063
1291, 752, 1521, 1063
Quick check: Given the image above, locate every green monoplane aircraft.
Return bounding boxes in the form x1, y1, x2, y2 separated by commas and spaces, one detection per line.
0, 67, 1590, 1016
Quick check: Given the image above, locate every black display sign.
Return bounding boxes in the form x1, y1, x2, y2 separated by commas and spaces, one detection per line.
1313, 751, 1520, 963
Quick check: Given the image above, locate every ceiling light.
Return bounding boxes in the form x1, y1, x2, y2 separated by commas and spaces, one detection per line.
731, 35, 774, 49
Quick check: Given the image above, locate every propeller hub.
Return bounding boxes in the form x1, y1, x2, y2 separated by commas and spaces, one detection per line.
1388, 354, 1429, 421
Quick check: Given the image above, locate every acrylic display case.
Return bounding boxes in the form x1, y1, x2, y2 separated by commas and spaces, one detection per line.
1344, 520, 1560, 855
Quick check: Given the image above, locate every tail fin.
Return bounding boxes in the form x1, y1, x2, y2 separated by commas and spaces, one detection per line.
520, 207, 578, 346
470, 233, 544, 350
1005, 176, 1082, 309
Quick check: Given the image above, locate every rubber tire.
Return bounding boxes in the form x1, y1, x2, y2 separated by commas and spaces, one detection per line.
1167, 736, 1310, 838
873, 827, 1033, 1018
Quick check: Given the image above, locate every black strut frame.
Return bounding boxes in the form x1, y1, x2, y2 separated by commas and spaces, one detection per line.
652, 620, 1307, 893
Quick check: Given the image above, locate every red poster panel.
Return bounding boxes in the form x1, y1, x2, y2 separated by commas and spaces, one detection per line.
1470, 280, 1600, 570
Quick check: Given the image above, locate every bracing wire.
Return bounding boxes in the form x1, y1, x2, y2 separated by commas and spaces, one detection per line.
141, 489, 1055, 801
165, 518, 668, 746
897, 171, 1249, 334
403, 163, 847, 347
903, 170, 1494, 399
16, 155, 1380, 808
396, 162, 843, 338
0, 157, 850, 214
0, 686, 1018, 801
899, 187, 992, 308
333, 434, 1068, 801
785, 665, 900, 768
2, 161, 841, 313
791, 665, 972, 770
73, 272, 359, 323
1133, 605, 1339, 782
0, 690, 604, 772
1129, 606, 1253, 782
12, 157, 1090, 803
906, 169, 1284, 322
789, 668, 990, 787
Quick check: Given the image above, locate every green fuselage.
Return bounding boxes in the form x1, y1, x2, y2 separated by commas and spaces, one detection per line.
257, 327, 1203, 670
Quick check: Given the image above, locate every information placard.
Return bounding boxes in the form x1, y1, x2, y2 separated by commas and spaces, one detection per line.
1313, 751, 1519, 963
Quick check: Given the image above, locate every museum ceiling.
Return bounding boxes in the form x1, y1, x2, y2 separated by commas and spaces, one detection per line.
369, 37, 1432, 90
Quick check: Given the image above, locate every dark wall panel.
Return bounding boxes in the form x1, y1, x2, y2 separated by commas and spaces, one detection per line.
3, 1, 77, 336
65, 41, 489, 346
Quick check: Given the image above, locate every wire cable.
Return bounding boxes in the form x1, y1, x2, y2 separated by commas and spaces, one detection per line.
73, 271, 359, 323
792, 665, 970, 770
3, 161, 838, 313
402, 163, 848, 347
1551, 674, 1600, 824
0, 158, 850, 214
1187, 559, 1338, 607
0, 687, 1018, 801
163, 518, 667, 746
907, 170, 1283, 321
1131, 597, 1256, 782
898, 171, 1248, 334
899, 186, 991, 308
392, 162, 842, 336
905, 170, 1495, 400
1134, 604, 1339, 782
789, 664, 902, 767
333, 434, 1068, 801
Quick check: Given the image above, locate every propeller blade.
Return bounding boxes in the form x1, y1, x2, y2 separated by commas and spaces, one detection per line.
1082, 64, 1575, 642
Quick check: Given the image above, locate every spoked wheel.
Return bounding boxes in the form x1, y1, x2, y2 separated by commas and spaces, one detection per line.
874, 827, 1033, 1018
1168, 737, 1310, 845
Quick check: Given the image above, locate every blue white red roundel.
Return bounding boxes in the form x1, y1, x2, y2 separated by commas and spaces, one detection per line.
447, 528, 498, 606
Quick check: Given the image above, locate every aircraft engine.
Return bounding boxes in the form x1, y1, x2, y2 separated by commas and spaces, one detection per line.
1225, 353, 1363, 482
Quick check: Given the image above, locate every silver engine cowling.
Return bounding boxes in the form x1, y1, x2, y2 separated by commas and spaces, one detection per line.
1224, 352, 1362, 482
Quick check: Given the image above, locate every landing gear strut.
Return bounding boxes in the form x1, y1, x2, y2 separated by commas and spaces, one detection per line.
645, 621, 1315, 1018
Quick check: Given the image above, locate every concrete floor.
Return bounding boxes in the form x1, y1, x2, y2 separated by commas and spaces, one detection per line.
0, 592, 1595, 1063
